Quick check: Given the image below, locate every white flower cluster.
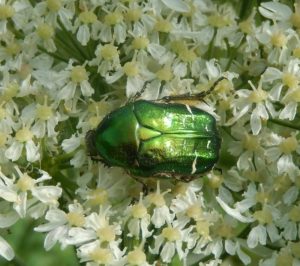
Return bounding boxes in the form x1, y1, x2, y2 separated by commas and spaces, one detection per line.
0, 0, 299, 265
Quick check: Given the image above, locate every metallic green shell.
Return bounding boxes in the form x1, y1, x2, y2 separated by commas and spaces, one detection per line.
89, 100, 220, 179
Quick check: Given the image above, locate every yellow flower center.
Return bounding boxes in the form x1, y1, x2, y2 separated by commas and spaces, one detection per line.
162, 227, 180, 242
47, 0, 61, 12
89, 248, 112, 264
279, 136, 298, 154
178, 49, 197, 62
132, 36, 149, 50
36, 99, 53, 121
288, 205, 300, 222
219, 99, 231, 111
123, 61, 139, 77
5, 42, 21, 56
208, 173, 223, 189
0, 5, 14, 20
273, 174, 291, 192
239, 19, 253, 34
127, 249, 146, 265
125, 9, 142, 22
172, 182, 188, 196
79, 11, 97, 24
37, 23, 55, 40
171, 40, 187, 54
71, 66, 88, 83
147, 193, 165, 207
276, 249, 293, 266
0, 132, 7, 147
16, 173, 35, 192
104, 11, 123, 25
282, 72, 298, 89
253, 208, 273, 225
271, 32, 287, 48
0, 106, 6, 119
242, 134, 260, 151
248, 88, 268, 103
293, 47, 300, 58
156, 67, 173, 81
216, 223, 234, 238
15, 127, 33, 142
131, 203, 147, 219
96, 225, 116, 242
1, 82, 19, 102
255, 191, 270, 204
186, 204, 203, 220
154, 19, 172, 33
291, 12, 300, 28
88, 116, 101, 128
100, 44, 119, 60
67, 212, 85, 227
196, 220, 210, 238
207, 14, 231, 28
88, 188, 108, 206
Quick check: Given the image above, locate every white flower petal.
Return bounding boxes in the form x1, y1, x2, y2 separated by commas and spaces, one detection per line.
32, 186, 62, 204
77, 24, 90, 46
0, 211, 18, 228
126, 76, 144, 98
161, 0, 190, 12
216, 196, 254, 223
44, 226, 67, 250
247, 224, 266, 248
237, 246, 251, 265
0, 186, 18, 202
5, 141, 23, 161
224, 239, 236, 255
25, 140, 40, 162
61, 134, 81, 153
0, 235, 14, 261
266, 224, 280, 243
250, 110, 261, 135
277, 154, 294, 174
279, 102, 297, 120
105, 69, 124, 84
282, 221, 297, 240
80, 80, 94, 96
283, 186, 299, 206
66, 228, 95, 245
160, 242, 175, 263
147, 43, 167, 61
13, 192, 27, 218
259, 2, 292, 21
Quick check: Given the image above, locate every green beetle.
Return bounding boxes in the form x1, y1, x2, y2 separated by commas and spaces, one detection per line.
86, 80, 222, 182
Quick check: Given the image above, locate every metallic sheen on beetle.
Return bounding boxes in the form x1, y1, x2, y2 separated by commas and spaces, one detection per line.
86, 100, 221, 181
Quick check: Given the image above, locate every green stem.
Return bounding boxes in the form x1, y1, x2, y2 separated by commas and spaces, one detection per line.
225, 35, 246, 71
37, 45, 69, 63
269, 118, 300, 131
221, 126, 238, 141
207, 28, 217, 59
58, 20, 90, 62
54, 34, 84, 63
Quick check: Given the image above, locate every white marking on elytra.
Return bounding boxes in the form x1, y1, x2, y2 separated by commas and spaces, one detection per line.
185, 104, 195, 120
191, 156, 198, 174
207, 140, 211, 149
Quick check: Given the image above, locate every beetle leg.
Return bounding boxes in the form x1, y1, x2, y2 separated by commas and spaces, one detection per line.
127, 81, 150, 102
161, 77, 225, 102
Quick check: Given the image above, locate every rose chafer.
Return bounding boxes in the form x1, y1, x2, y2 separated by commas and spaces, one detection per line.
86, 80, 222, 182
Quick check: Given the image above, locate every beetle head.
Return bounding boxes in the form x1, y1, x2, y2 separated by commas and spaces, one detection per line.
85, 130, 99, 159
